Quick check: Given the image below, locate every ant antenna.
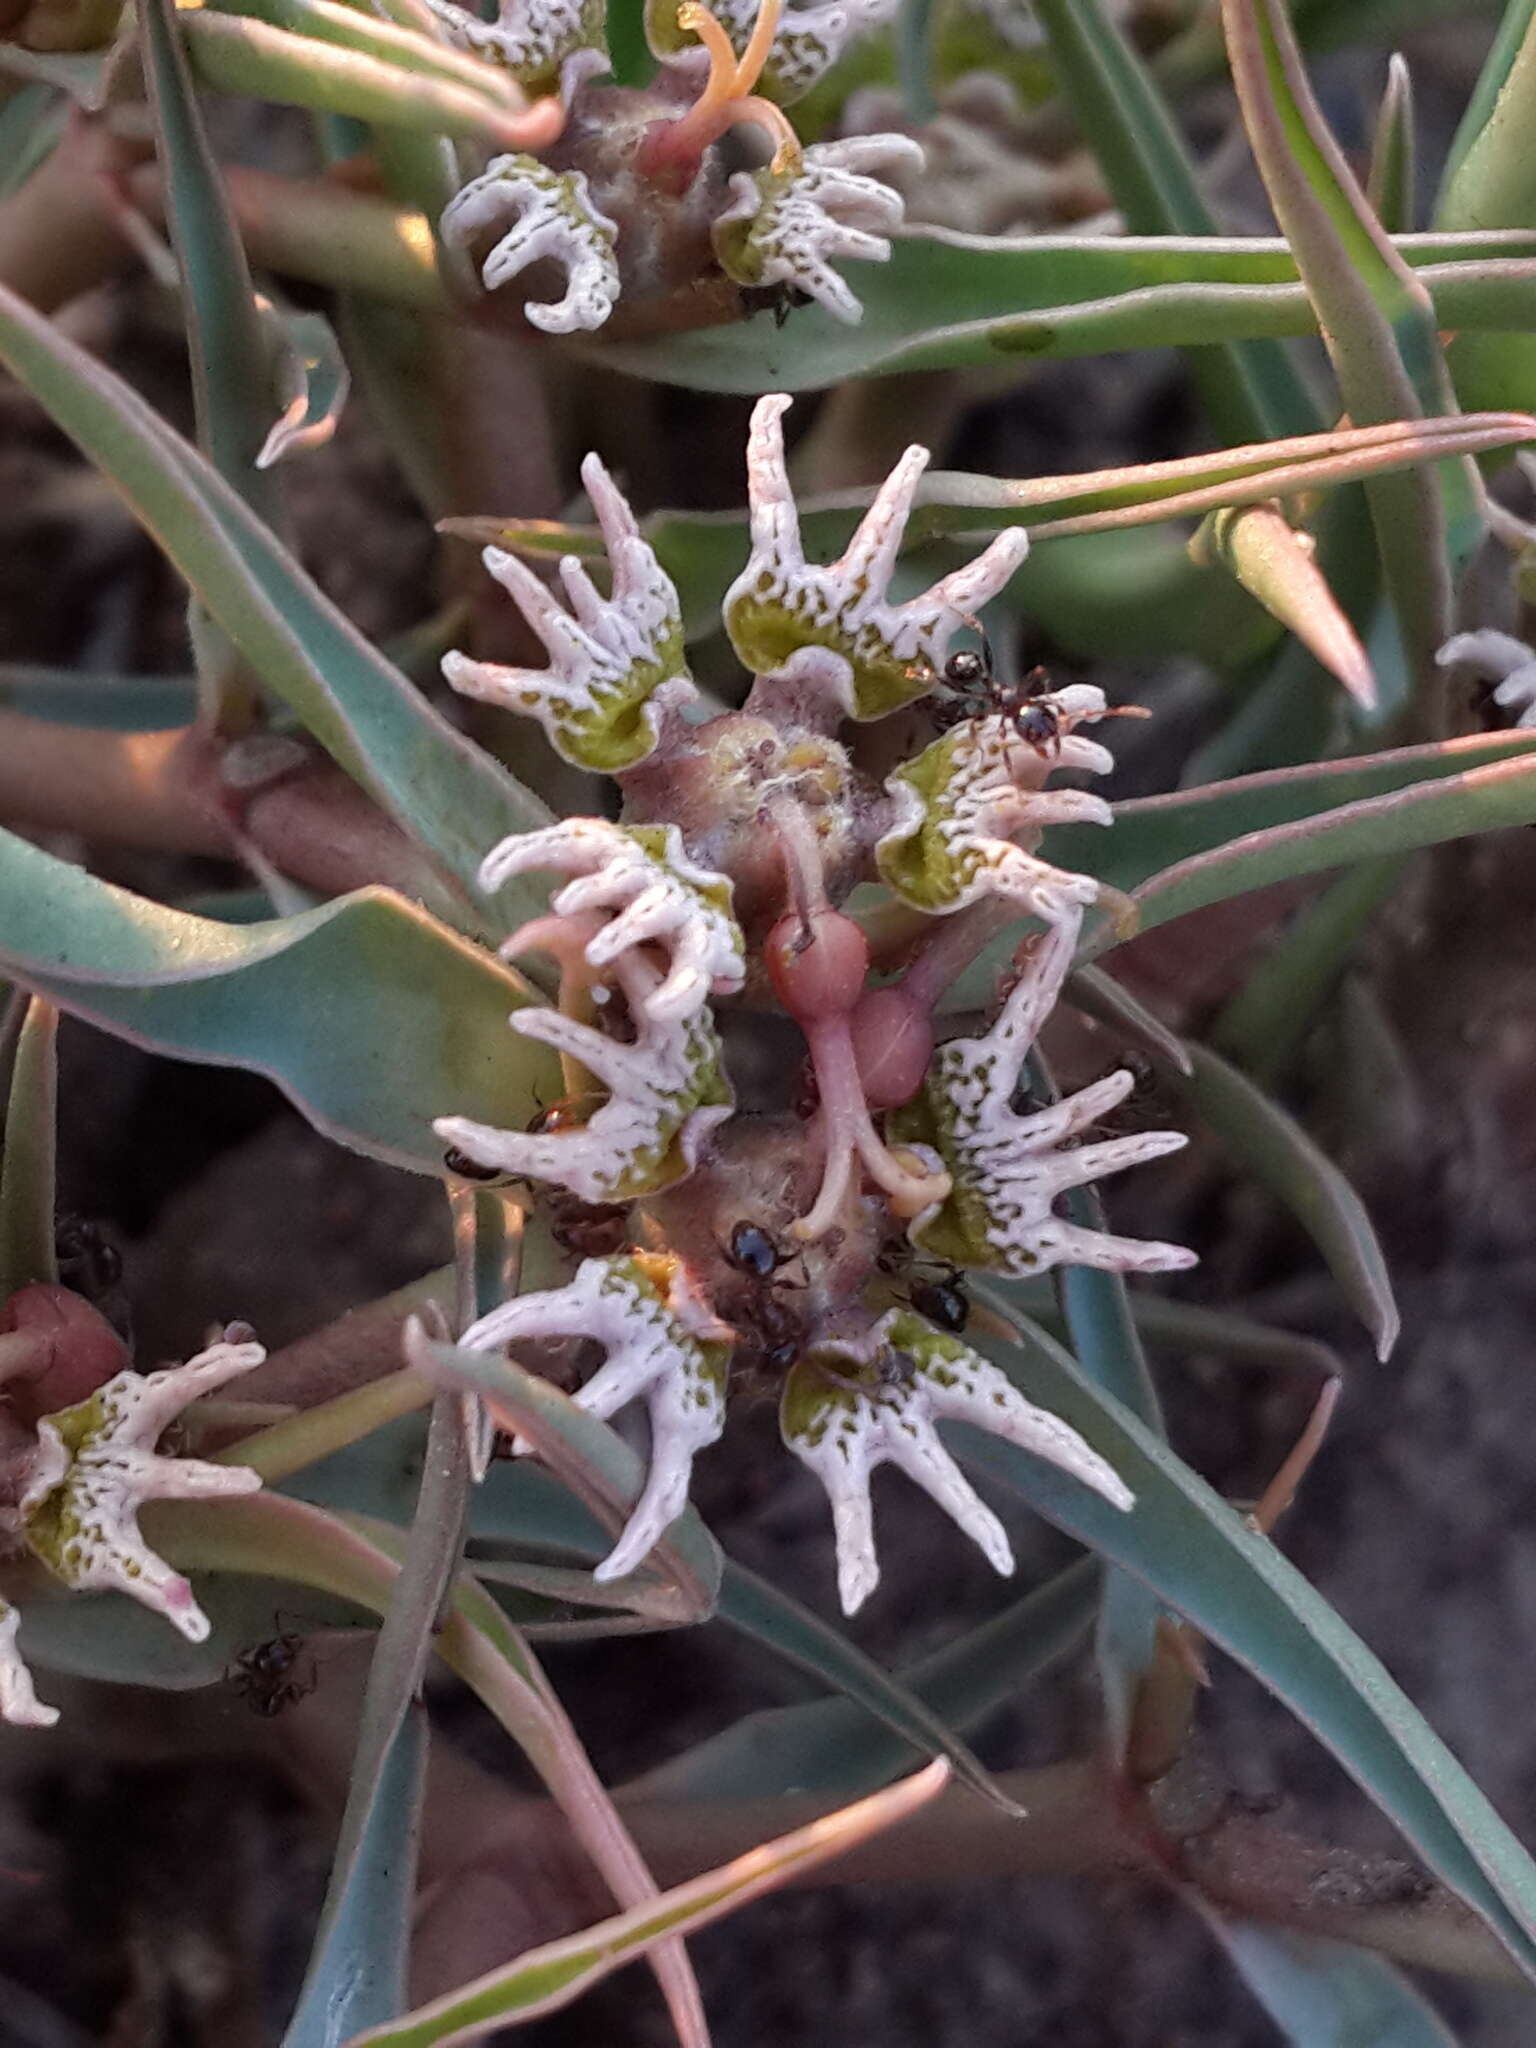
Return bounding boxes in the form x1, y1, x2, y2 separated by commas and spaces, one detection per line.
957, 612, 995, 678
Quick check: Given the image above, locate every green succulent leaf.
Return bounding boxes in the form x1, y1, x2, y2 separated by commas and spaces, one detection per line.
0, 827, 556, 1175
1169, 1043, 1399, 1361
8, 1572, 371, 1690
934, 732, 1536, 1010
0, 665, 198, 729
1026, 730, 1536, 916
283, 1375, 468, 2046
1367, 53, 1418, 237
0, 82, 67, 198
714, 1560, 1024, 1816
1006, 1284, 1347, 1386
1052, 1200, 1164, 1755
1211, 854, 1405, 1082
1099, 740, 1536, 943
206, 0, 527, 107
157, 1489, 706, 2046
280, 1378, 1016, 1788
345, 1764, 947, 2047
961, 1301, 1536, 1986
1031, 0, 1319, 442
0, 279, 548, 927
409, 1333, 723, 1628
1198, 1914, 1461, 2046
283, 1705, 428, 2047
1439, 0, 1536, 218
1219, 0, 1465, 679
140, 0, 280, 506
256, 302, 351, 467
181, 8, 544, 147
0, 995, 58, 1301
594, 228, 1536, 392
1192, 501, 1375, 708
587, 1556, 1099, 1804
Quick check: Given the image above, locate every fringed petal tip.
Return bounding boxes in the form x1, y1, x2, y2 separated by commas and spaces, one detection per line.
443, 463, 694, 773
442, 155, 620, 335
457, 1254, 729, 1577
782, 1312, 1133, 1614
714, 135, 923, 324
725, 393, 1030, 718
15, 1335, 267, 1665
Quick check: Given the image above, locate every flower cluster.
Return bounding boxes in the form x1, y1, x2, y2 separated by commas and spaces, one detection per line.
431, 0, 923, 333
0, 1328, 266, 1726
432, 394, 1193, 1612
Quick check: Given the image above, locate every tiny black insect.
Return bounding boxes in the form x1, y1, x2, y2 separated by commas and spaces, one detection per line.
737, 280, 813, 327
908, 1268, 970, 1334
722, 1223, 804, 1379
724, 1221, 796, 1280
229, 1630, 315, 1718
527, 1094, 597, 1137
935, 632, 1064, 760
442, 1146, 510, 1183
54, 1213, 123, 1300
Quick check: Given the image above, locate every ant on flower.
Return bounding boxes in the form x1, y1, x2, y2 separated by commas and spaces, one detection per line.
721, 1220, 805, 1377
931, 631, 1149, 764
931, 630, 1065, 757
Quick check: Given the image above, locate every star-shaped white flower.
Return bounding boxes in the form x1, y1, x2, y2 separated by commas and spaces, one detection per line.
424, 0, 609, 101
713, 135, 923, 325
723, 393, 1030, 719
892, 917, 1197, 1278
442, 155, 620, 334
782, 1309, 1133, 1613
444, 453, 694, 773
648, 0, 898, 103
0, 1601, 56, 1728
878, 689, 1116, 922
18, 1336, 266, 1644
435, 945, 733, 1202
458, 1254, 733, 1579
1437, 629, 1536, 727
484, 821, 744, 1021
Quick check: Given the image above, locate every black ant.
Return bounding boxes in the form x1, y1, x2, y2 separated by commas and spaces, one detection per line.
722, 1221, 805, 1377
932, 630, 1063, 758
935, 633, 1147, 762
442, 1146, 510, 1184
737, 280, 812, 327
445, 1100, 630, 1258
54, 1213, 123, 1300
908, 1266, 970, 1335
228, 1627, 316, 1718
876, 1241, 971, 1334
